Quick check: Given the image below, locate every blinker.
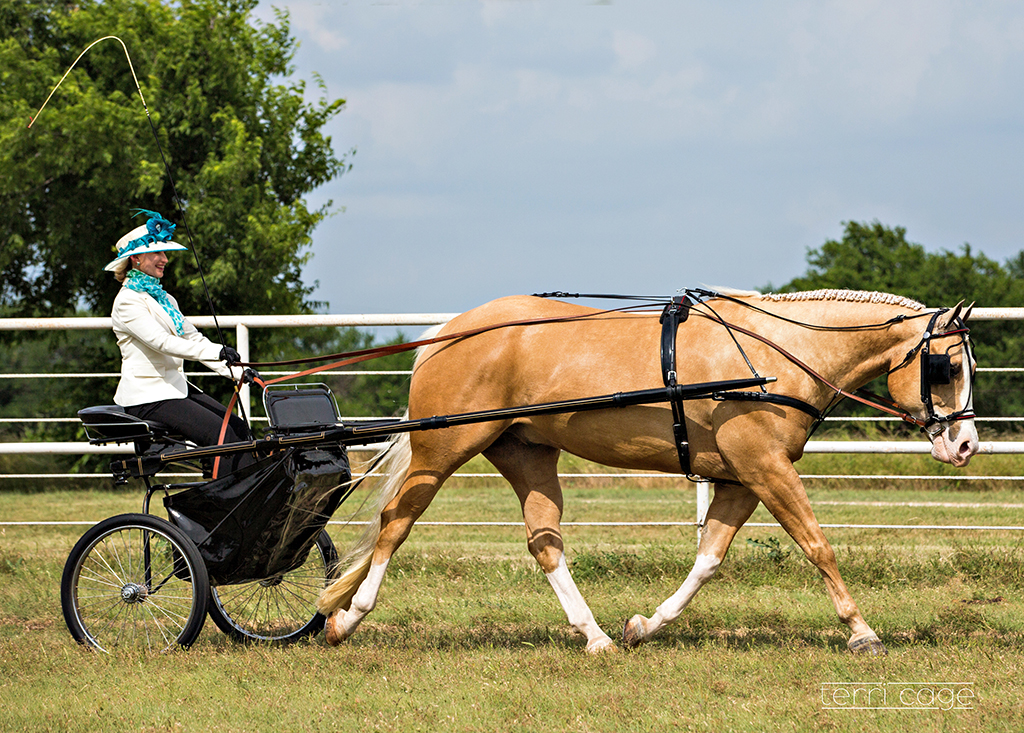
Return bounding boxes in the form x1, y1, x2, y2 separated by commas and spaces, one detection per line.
926, 353, 952, 385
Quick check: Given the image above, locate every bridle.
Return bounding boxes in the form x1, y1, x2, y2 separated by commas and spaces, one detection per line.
884, 308, 976, 437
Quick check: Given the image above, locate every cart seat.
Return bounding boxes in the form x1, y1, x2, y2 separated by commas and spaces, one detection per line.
78, 405, 181, 445
263, 384, 341, 435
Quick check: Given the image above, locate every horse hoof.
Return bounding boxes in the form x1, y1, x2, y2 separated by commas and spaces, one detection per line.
586, 636, 618, 654
324, 612, 344, 647
848, 634, 887, 655
622, 615, 649, 649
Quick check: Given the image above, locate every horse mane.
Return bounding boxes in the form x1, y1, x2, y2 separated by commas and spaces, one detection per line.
758, 289, 926, 311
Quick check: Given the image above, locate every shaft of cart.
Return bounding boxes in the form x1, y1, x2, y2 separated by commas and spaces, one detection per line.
110, 375, 775, 480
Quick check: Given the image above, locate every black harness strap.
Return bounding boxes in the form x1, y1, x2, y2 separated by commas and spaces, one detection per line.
659, 294, 825, 475
712, 390, 824, 421
660, 295, 692, 473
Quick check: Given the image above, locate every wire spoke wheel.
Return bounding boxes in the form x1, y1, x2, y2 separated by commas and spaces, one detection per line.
207, 529, 338, 643
61, 514, 209, 653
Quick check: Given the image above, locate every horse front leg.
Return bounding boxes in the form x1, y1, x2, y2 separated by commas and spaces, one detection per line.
623, 482, 761, 647
736, 458, 887, 655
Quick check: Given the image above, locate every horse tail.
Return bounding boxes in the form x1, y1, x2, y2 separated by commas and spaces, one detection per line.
316, 322, 447, 615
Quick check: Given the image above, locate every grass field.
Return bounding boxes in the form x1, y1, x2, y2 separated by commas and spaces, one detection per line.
2, 448, 1024, 732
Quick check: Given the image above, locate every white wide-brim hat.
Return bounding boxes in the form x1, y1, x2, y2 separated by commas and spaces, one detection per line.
104, 210, 188, 271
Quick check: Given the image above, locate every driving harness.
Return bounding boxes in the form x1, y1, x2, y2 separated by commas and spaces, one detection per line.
659, 294, 823, 476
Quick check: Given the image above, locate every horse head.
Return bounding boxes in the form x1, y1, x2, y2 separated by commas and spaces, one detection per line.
887, 302, 979, 467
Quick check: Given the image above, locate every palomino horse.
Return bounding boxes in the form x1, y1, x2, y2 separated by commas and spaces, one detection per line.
319, 289, 978, 654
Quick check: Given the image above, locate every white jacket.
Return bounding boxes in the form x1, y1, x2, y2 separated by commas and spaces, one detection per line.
112, 287, 240, 406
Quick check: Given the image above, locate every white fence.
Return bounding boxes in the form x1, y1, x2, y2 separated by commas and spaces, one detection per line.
2, 310, 1023, 534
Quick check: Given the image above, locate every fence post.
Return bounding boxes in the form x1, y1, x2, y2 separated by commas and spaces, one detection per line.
237, 323, 250, 420
696, 479, 710, 546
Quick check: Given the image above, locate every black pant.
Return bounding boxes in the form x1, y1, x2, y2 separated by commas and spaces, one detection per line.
125, 385, 254, 475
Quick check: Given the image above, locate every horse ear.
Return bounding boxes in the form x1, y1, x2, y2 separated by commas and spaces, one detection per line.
943, 301, 964, 329
962, 301, 975, 322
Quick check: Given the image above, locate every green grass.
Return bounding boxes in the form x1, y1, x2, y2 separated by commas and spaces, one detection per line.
3, 458, 1024, 732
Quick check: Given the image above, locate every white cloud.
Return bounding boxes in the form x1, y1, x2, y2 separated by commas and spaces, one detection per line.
612, 30, 657, 70
255, 0, 1024, 313
254, 1, 351, 52
513, 68, 563, 104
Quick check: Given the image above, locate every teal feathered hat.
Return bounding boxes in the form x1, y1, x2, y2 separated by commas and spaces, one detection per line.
104, 209, 187, 271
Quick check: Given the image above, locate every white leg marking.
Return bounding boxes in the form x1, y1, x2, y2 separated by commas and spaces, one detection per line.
644, 553, 721, 637
337, 559, 390, 638
545, 555, 615, 652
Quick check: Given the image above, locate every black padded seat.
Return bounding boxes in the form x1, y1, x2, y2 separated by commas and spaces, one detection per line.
78, 405, 179, 445
263, 384, 341, 435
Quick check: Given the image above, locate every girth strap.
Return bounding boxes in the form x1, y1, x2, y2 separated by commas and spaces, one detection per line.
660, 295, 692, 473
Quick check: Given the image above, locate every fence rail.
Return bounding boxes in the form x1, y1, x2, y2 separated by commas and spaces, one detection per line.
3, 308, 1023, 537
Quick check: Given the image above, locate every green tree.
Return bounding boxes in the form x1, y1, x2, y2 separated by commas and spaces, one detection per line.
776, 221, 1024, 308
1, 0, 349, 319
0, 0, 372, 473
770, 221, 1024, 422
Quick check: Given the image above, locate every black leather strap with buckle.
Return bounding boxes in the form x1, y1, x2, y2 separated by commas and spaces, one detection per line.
712, 390, 823, 421
660, 295, 692, 473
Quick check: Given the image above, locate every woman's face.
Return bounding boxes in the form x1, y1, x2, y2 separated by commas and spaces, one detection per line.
132, 251, 169, 279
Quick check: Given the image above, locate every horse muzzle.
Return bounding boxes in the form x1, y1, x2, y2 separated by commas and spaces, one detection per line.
928, 419, 979, 467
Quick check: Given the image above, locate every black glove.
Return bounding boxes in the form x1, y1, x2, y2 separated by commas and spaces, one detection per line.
241, 368, 261, 385
219, 345, 241, 365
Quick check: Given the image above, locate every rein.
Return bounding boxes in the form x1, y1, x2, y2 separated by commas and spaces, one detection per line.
541, 290, 976, 435
691, 310, 928, 426
214, 290, 974, 471
237, 302, 658, 380
210, 303, 661, 469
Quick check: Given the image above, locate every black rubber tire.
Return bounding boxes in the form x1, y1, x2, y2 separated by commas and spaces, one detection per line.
61, 513, 210, 652
207, 529, 339, 643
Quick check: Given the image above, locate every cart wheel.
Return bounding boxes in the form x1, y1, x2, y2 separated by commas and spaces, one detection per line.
207, 529, 339, 643
61, 513, 210, 653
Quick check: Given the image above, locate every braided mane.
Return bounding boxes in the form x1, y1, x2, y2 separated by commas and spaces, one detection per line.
760, 289, 926, 311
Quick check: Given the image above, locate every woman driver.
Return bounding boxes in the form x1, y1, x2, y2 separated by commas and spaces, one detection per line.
105, 209, 253, 474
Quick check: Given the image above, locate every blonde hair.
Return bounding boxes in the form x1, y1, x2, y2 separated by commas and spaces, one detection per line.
112, 258, 133, 283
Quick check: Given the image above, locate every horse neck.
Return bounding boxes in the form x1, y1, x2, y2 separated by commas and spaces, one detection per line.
722, 297, 928, 393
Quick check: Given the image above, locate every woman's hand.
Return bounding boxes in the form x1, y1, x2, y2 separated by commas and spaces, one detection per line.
219, 345, 241, 364
241, 368, 262, 386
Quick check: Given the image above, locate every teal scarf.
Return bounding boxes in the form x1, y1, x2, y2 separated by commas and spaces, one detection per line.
124, 270, 185, 336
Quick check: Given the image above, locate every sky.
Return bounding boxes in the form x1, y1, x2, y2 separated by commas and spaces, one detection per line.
253, 0, 1024, 316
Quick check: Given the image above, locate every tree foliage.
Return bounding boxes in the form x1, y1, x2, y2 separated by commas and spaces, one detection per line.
0, 0, 350, 318
0, 0, 386, 465
771, 221, 1024, 422
775, 221, 1024, 308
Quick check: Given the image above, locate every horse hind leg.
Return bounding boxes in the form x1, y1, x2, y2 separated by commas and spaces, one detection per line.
323, 430, 469, 645
484, 432, 616, 654
623, 482, 761, 648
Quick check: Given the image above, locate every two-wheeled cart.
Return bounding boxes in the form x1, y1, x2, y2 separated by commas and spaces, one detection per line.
61, 375, 771, 652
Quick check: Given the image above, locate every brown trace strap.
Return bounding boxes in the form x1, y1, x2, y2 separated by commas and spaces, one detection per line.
211, 387, 241, 479
238, 304, 655, 385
